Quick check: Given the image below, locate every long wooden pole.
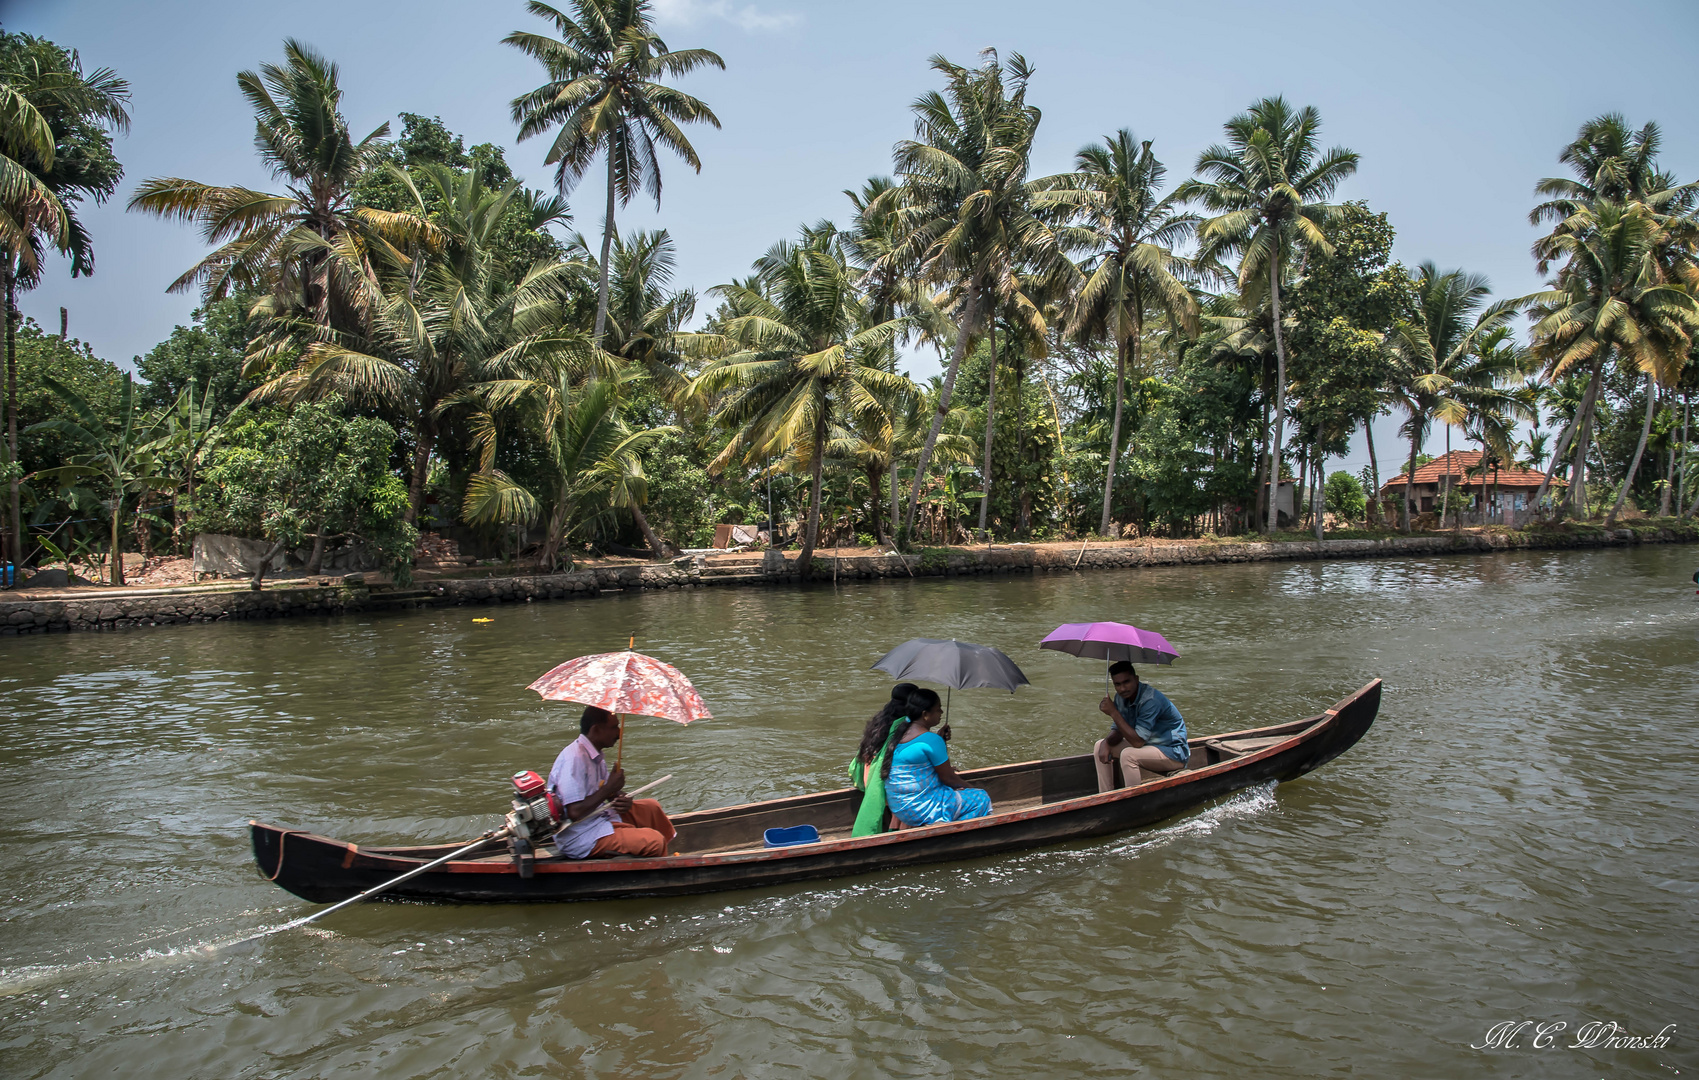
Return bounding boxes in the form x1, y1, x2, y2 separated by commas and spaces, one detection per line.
255, 828, 507, 939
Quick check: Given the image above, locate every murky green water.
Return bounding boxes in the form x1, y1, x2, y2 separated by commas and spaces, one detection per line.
2, 546, 1695, 1078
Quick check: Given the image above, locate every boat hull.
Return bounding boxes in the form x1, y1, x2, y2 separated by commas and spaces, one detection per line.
252, 680, 1380, 904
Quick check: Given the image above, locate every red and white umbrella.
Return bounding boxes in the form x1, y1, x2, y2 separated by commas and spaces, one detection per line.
528, 648, 712, 765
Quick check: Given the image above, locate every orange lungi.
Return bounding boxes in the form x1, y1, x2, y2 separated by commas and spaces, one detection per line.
587, 798, 676, 857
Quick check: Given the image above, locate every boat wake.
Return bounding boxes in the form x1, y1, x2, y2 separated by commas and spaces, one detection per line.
1102, 778, 1280, 857
0, 920, 333, 998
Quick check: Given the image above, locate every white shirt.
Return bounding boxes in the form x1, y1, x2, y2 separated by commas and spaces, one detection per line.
547, 735, 616, 858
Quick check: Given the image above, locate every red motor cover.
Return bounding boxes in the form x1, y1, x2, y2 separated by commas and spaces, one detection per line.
546, 791, 564, 820
511, 770, 547, 799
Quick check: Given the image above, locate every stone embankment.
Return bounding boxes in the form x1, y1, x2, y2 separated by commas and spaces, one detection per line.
4, 524, 1694, 635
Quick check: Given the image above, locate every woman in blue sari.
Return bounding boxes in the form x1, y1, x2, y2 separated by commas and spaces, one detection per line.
883, 688, 993, 827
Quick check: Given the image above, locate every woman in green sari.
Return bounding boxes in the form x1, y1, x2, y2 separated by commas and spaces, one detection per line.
849, 683, 917, 836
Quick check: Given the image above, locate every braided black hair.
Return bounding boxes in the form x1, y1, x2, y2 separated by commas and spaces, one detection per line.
880, 687, 942, 781
857, 683, 918, 765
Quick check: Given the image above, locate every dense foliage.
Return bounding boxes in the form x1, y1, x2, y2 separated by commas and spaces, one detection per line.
4, 9, 1697, 583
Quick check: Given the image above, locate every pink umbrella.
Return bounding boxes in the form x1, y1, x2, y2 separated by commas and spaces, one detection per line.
1040, 622, 1179, 665
528, 646, 712, 766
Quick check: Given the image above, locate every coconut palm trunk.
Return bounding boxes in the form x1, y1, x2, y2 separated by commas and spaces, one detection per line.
905, 287, 979, 536
1570, 366, 1604, 519
868, 466, 891, 547
1099, 307, 1129, 537
5, 264, 20, 568
405, 415, 435, 527
594, 155, 616, 342
1403, 429, 1420, 533
1530, 409, 1582, 515
799, 411, 828, 577
1255, 393, 1270, 530
1314, 449, 1325, 541
1606, 371, 1658, 527
977, 317, 997, 539
1265, 255, 1288, 533
1659, 401, 1674, 517
889, 469, 900, 545
629, 501, 665, 558
1364, 420, 1381, 525
1440, 426, 1453, 529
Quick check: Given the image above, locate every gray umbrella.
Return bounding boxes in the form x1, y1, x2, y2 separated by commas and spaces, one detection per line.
871, 638, 1029, 722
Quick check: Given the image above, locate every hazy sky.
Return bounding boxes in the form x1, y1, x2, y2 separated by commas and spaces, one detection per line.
7, 0, 1697, 475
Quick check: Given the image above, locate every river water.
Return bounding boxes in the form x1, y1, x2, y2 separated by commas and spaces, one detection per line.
1, 546, 1695, 1078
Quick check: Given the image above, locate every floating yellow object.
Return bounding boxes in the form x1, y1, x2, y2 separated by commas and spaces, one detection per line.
472, 618, 494, 623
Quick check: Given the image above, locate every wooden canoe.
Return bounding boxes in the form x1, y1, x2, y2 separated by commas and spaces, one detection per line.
251, 679, 1380, 905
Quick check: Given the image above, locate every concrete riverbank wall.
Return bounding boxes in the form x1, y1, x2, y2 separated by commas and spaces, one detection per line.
4, 524, 1695, 636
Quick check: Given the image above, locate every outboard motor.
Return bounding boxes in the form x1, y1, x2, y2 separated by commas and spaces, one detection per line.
505, 770, 563, 879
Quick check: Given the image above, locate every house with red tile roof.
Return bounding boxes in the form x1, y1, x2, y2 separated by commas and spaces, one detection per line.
1380, 450, 1563, 516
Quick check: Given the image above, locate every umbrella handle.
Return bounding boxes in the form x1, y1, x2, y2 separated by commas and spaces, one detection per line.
616, 714, 624, 770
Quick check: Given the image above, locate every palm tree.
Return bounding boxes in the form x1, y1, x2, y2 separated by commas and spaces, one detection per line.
1530, 114, 1697, 232
828, 383, 972, 547
26, 374, 168, 585
2, 31, 130, 568
1388, 264, 1521, 530
1525, 115, 1699, 522
594, 226, 696, 407
463, 370, 670, 569
250, 162, 594, 524
505, 0, 723, 344
1525, 198, 1698, 522
874, 50, 1072, 537
1056, 130, 1199, 535
1178, 97, 1359, 532
128, 40, 412, 336
693, 230, 911, 576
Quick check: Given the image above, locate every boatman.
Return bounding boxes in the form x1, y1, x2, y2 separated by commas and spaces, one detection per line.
547, 705, 677, 858
1093, 661, 1190, 790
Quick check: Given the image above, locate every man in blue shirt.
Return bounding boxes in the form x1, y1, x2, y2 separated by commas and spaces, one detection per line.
1094, 661, 1190, 791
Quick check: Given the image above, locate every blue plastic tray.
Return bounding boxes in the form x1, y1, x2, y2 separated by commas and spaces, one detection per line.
762, 824, 819, 848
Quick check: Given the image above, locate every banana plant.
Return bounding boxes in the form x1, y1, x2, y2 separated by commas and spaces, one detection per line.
25, 374, 170, 585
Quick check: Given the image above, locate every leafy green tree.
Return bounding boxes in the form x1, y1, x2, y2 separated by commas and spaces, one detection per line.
196, 400, 415, 585
134, 296, 259, 414
1178, 96, 1359, 532
1287, 202, 1415, 521
26, 374, 166, 584
7, 316, 120, 476
1324, 469, 1366, 520
694, 229, 911, 575
1056, 130, 1199, 535
505, 0, 724, 342
1, 31, 130, 567
876, 50, 1072, 536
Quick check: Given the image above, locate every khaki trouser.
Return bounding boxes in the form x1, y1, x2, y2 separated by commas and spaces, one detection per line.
1093, 739, 1185, 792
587, 798, 676, 857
